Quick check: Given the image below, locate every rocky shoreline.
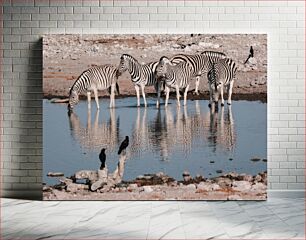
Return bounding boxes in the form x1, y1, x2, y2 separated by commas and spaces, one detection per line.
43, 170, 267, 200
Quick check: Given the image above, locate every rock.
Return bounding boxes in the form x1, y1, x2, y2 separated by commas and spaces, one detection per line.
251, 182, 266, 191
156, 172, 165, 177
254, 174, 262, 182
47, 172, 64, 177
143, 185, 153, 193
209, 160, 215, 163
66, 183, 89, 193
186, 184, 196, 190
43, 186, 52, 192
128, 183, 138, 191
250, 157, 261, 162
232, 181, 252, 192
211, 183, 221, 191
197, 182, 211, 191
74, 170, 98, 182
228, 195, 243, 200
242, 175, 253, 182
216, 177, 232, 188
92, 46, 99, 52
59, 177, 73, 185
198, 42, 220, 48
216, 170, 223, 174
183, 171, 192, 182
91, 180, 106, 191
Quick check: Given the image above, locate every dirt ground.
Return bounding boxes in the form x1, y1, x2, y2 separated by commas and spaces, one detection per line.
43, 34, 267, 101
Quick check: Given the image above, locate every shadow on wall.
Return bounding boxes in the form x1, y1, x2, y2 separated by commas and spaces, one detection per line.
3, 39, 43, 200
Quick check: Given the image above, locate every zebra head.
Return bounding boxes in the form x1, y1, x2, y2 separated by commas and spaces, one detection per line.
155, 56, 171, 79
118, 54, 132, 74
68, 89, 79, 111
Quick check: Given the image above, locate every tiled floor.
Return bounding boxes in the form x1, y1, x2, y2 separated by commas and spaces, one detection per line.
1, 198, 305, 239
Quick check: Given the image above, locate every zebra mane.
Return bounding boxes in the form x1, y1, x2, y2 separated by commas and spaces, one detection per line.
122, 54, 138, 63
201, 50, 226, 56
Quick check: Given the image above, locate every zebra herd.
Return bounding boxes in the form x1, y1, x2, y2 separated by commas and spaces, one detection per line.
67, 50, 238, 112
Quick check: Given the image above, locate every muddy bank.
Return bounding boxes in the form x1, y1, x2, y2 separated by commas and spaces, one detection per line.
43, 170, 267, 201
45, 91, 267, 103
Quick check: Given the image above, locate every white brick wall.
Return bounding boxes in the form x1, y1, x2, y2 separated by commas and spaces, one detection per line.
1, 0, 305, 198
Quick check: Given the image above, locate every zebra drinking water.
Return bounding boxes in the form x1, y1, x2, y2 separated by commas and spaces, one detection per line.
155, 56, 193, 107
170, 51, 227, 95
118, 54, 161, 107
207, 58, 237, 107
68, 65, 120, 111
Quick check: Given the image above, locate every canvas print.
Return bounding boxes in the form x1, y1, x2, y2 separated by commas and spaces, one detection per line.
43, 34, 267, 200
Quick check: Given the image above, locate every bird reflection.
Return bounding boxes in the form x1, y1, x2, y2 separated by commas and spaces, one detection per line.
67, 108, 120, 151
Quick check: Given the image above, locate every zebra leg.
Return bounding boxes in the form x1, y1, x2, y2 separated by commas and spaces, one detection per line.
87, 91, 91, 109
183, 84, 190, 106
176, 85, 181, 107
208, 85, 213, 108
155, 82, 161, 108
227, 80, 234, 105
93, 89, 100, 109
135, 85, 140, 107
193, 76, 200, 95
220, 83, 225, 107
165, 85, 170, 107
141, 84, 147, 107
110, 84, 115, 108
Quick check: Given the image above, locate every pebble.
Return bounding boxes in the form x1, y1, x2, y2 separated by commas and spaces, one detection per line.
47, 172, 64, 177
186, 184, 196, 190
143, 186, 153, 193
250, 157, 261, 162
232, 181, 252, 191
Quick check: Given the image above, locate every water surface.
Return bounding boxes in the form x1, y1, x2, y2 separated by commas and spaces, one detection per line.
43, 98, 267, 185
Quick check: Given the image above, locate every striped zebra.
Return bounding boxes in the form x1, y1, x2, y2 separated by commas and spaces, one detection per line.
207, 58, 237, 107
68, 65, 120, 111
118, 54, 160, 107
155, 56, 193, 107
170, 51, 227, 95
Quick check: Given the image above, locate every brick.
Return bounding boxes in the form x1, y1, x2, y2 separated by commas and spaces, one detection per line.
83, 0, 99, 6
127, 0, 145, 6
39, 6, 57, 14
280, 176, 296, 183
57, 7, 73, 14
121, 7, 138, 14
138, 7, 157, 13
74, 21, 90, 28
21, 21, 39, 28
74, 7, 90, 13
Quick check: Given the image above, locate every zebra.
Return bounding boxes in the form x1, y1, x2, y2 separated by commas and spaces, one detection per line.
155, 56, 193, 107
68, 65, 120, 111
207, 58, 237, 107
169, 51, 227, 95
118, 54, 160, 107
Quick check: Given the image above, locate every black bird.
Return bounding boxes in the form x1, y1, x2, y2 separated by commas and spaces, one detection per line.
99, 148, 106, 170
118, 136, 129, 155
244, 46, 254, 64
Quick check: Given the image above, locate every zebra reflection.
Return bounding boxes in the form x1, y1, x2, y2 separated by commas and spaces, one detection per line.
67, 108, 120, 151
206, 104, 236, 152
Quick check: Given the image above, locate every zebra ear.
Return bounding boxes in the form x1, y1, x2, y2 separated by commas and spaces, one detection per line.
160, 56, 170, 64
